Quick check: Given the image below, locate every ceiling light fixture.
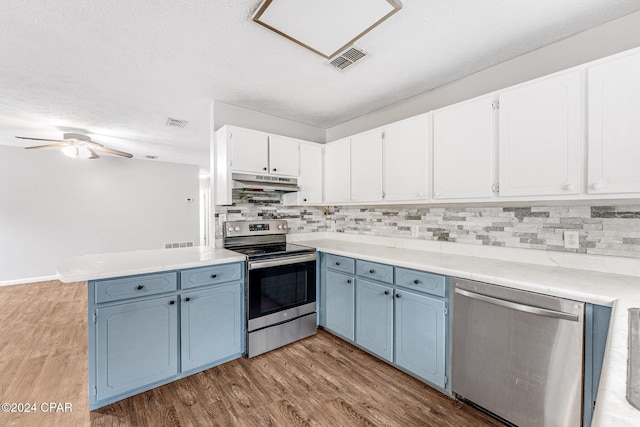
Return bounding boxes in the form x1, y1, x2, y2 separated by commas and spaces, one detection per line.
252, 0, 402, 59
61, 145, 92, 159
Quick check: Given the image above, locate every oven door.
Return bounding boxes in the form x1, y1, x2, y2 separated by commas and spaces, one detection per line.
247, 253, 316, 324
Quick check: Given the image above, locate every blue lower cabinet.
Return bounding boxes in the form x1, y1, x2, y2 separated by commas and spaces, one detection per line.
395, 289, 446, 388
96, 296, 178, 401
181, 282, 242, 372
324, 270, 355, 340
355, 279, 394, 362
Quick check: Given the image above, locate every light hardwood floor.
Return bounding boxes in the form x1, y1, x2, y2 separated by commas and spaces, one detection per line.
0, 280, 503, 427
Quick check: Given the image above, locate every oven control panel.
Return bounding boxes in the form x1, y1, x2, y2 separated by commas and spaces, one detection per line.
224, 220, 288, 237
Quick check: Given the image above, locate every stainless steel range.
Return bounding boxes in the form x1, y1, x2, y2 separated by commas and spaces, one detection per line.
223, 220, 317, 358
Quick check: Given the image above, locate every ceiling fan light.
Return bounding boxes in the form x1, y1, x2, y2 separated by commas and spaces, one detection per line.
76, 146, 93, 159
61, 145, 79, 159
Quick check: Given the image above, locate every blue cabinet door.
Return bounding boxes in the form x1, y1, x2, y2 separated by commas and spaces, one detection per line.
96, 296, 178, 401
395, 289, 446, 388
181, 282, 243, 372
355, 279, 394, 362
324, 270, 355, 340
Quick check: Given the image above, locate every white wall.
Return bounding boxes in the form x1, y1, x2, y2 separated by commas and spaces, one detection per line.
326, 10, 640, 141
212, 101, 325, 143
0, 146, 199, 284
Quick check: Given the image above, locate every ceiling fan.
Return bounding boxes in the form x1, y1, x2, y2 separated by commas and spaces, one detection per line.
15, 133, 133, 159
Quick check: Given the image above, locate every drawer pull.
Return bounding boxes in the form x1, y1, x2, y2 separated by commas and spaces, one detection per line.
210, 274, 217, 279
136, 285, 145, 291
395, 293, 401, 298
346, 279, 352, 284
384, 290, 390, 295
169, 300, 175, 305
413, 279, 420, 285
335, 262, 341, 266
184, 297, 191, 302
369, 269, 375, 274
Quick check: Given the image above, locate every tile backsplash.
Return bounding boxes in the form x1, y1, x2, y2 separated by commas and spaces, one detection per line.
215, 192, 640, 259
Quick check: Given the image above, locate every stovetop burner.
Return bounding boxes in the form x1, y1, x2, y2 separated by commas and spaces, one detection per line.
230, 243, 315, 260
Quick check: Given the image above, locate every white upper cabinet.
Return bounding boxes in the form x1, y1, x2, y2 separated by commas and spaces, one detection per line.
299, 142, 323, 204
229, 127, 269, 174
268, 136, 300, 177
588, 49, 640, 194
498, 70, 582, 197
324, 138, 351, 204
351, 129, 383, 203
383, 115, 429, 202
433, 97, 494, 199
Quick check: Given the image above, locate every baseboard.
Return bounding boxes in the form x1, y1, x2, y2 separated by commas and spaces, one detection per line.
0, 275, 59, 287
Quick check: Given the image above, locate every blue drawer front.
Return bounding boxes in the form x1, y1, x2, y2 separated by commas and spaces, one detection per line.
356, 260, 393, 284
180, 263, 243, 290
395, 267, 446, 297
95, 272, 178, 303
325, 254, 355, 274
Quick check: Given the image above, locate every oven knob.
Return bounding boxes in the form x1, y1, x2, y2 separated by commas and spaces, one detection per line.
277, 225, 283, 230
283, 224, 288, 229
234, 226, 240, 232
227, 226, 234, 232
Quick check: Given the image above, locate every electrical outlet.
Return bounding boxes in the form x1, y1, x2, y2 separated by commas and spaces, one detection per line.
564, 230, 580, 249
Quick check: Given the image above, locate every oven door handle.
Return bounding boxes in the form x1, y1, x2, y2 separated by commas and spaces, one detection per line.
248, 253, 317, 270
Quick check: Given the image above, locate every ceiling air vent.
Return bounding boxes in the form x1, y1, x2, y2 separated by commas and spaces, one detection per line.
166, 118, 187, 128
327, 46, 368, 71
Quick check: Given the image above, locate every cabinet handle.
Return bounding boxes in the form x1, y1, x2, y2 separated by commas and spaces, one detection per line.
384, 290, 390, 295
591, 183, 603, 190
273, 168, 277, 172
135, 285, 145, 291
413, 279, 420, 285
369, 269, 375, 274
263, 167, 267, 171
169, 300, 175, 305
184, 297, 191, 302
211, 274, 217, 279
335, 261, 341, 266
303, 198, 307, 202
395, 294, 401, 298
346, 279, 352, 284
563, 184, 575, 191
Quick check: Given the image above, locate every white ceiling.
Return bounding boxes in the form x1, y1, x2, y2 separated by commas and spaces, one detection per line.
1, 0, 640, 168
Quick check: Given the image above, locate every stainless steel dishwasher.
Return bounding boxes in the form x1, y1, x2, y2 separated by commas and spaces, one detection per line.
452, 278, 585, 427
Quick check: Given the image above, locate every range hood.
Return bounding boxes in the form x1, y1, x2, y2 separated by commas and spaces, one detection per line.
232, 173, 300, 193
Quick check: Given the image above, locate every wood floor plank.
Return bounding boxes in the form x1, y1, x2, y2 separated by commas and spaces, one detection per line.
1, 280, 503, 426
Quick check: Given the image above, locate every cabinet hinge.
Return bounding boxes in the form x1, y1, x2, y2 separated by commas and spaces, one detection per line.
93, 386, 97, 397
444, 375, 448, 387
492, 100, 499, 109
491, 183, 499, 194
382, 191, 386, 199
381, 131, 385, 141
444, 306, 448, 316
92, 311, 97, 324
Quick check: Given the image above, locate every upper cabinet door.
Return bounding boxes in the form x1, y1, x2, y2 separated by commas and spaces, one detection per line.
230, 127, 269, 174
433, 97, 494, 199
588, 50, 640, 194
383, 115, 429, 202
324, 138, 351, 204
299, 142, 323, 204
351, 129, 383, 203
269, 136, 300, 177
498, 71, 582, 197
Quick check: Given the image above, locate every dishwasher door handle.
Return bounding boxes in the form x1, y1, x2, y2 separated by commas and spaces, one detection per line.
454, 288, 580, 322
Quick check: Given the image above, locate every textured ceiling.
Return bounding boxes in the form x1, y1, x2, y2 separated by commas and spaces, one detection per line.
1, 0, 640, 168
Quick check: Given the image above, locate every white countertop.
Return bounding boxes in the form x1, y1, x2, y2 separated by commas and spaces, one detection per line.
56, 246, 246, 282
289, 232, 640, 427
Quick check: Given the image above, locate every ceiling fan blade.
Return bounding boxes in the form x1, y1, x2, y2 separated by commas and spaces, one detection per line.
93, 145, 133, 158
25, 142, 71, 149
16, 136, 68, 143
86, 147, 100, 159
